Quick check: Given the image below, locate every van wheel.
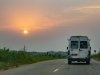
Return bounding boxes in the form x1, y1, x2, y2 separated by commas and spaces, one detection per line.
86, 61, 90, 64
68, 61, 71, 64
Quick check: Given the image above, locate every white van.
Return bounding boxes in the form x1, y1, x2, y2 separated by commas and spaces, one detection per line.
67, 36, 91, 64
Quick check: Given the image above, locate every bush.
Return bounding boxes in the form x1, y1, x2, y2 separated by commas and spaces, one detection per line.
0, 48, 66, 70
91, 52, 100, 60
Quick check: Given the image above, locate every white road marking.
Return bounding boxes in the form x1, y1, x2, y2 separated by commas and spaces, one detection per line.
53, 69, 59, 72
65, 62, 67, 64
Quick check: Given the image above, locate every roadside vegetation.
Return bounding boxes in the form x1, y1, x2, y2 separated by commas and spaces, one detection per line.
0, 48, 66, 70
91, 52, 100, 61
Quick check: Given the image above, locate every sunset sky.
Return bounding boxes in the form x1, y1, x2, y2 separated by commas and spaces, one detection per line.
0, 0, 100, 54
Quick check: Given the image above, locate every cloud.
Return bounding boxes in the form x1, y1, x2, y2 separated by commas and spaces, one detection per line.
64, 6, 100, 14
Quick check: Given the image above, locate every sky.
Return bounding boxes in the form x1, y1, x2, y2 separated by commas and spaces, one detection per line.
0, 0, 100, 54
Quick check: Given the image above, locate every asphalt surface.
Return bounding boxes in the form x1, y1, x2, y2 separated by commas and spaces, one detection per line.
0, 59, 100, 75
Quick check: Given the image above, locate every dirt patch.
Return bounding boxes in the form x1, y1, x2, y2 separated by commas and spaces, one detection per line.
0, 69, 4, 72
92, 58, 100, 62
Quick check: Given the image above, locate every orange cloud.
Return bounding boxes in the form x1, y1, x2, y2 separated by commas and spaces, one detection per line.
64, 6, 100, 14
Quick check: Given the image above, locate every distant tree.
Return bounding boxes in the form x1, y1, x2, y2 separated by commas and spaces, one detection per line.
6, 49, 9, 52
49, 54, 51, 56
4, 47, 6, 50
47, 52, 49, 55
53, 54, 56, 58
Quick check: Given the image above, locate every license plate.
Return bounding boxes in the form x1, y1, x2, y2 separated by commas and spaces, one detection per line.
71, 55, 77, 56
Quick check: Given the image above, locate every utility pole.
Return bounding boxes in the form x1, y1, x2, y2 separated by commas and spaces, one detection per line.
24, 45, 26, 52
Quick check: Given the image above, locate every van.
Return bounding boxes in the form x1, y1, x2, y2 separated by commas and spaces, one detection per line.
67, 36, 91, 64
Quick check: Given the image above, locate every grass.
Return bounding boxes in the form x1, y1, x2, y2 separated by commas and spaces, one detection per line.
91, 52, 100, 61
0, 48, 66, 70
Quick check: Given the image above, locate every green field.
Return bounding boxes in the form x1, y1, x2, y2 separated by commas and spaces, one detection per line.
0, 48, 66, 70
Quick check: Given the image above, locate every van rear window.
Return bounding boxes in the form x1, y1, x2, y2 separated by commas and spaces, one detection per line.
71, 41, 78, 49
80, 41, 87, 48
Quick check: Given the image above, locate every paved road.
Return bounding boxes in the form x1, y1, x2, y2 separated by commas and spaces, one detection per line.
0, 59, 100, 75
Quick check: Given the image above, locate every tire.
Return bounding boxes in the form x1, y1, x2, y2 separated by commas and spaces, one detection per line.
86, 61, 90, 64
68, 61, 71, 64
77, 61, 80, 62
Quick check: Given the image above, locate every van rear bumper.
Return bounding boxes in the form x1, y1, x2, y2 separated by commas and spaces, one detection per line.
68, 58, 90, 61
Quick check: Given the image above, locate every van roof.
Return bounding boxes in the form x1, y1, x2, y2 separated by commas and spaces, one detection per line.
71, 36, 88, 37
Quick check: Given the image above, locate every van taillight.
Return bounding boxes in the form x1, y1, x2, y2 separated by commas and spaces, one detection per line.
68, 51, 70, 55
89, 51, 91, 57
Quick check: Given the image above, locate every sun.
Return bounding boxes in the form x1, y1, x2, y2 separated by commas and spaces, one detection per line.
24, 30, 28, 34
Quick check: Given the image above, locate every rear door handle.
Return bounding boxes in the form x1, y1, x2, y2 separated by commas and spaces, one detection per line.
79, 49, 82, 51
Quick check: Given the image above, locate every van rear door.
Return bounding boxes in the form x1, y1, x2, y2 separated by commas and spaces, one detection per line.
79, 37, 88, 58
70, 37, 79, 58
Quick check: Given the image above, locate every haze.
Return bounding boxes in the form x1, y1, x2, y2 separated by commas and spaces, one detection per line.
0, 0, 100, 54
